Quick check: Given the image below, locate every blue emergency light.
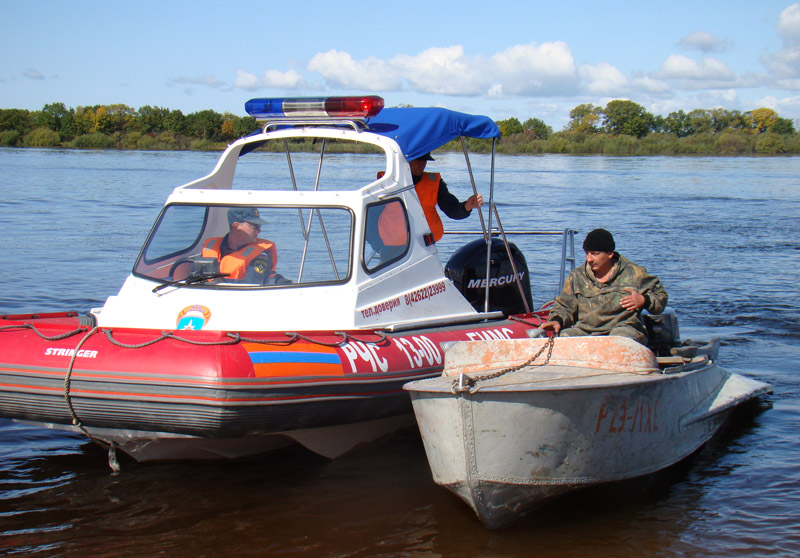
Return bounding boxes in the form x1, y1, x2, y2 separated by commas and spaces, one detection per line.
245, 96, 385, 119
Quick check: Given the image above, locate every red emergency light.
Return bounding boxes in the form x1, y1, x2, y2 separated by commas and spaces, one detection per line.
245, 96, 384, 119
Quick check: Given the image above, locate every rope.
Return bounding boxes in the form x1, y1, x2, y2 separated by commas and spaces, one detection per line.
61, 326, 121, 472
0, 323, 88, 340
6, 316, 387, 471
3, 320, 388, 349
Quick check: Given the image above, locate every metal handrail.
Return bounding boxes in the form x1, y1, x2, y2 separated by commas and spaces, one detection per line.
260, 118, 366, 133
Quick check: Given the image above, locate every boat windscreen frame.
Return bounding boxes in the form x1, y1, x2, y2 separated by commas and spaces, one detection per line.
132, 201, 355, 289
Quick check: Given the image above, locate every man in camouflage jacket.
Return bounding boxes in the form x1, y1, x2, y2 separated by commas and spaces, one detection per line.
542, 229, 668, 345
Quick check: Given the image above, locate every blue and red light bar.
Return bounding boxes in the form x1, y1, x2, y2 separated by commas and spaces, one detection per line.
245, 96, 384, 119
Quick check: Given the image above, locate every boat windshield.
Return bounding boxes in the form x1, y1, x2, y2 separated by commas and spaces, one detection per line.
134, 204, 353, 287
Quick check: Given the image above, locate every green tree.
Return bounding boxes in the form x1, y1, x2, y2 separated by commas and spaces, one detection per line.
651, 114, 665, 133
566, 103, 602, 133
663, 110, 689, 137
73, 105, 99, 136
522, 117, 552, 139
709, 108, 743, 132
185, 109, 222, 140
234, 116, 259, 138
137, 105, 170, 134
745, 108, 779, 134
496, 117, 524, 137
219, 112, 240, 141
95, 104, 136, 135
163, 109, 186, 135
24, 127, 61, 147
771, 117, 796, 135
0, 108, 34, 134
602, 100, 654, 138
0, 130, 22, 146
36, 102, 72, 133
686, 109, 713, 135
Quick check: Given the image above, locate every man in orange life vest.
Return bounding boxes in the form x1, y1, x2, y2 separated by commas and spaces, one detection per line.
410, 152, 482, 242
201, 207, 287, 284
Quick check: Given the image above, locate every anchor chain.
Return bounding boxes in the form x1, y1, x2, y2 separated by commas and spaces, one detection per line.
453, 335, 555, 393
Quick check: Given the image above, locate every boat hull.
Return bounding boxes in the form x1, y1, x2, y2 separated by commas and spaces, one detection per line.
0, 311, 541, 462
404, 336, 771, 528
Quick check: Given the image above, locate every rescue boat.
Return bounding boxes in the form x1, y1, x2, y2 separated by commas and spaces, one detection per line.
0, 96, 563, 467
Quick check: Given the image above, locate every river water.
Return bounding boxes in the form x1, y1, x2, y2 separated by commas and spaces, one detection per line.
0, 147, 798, 557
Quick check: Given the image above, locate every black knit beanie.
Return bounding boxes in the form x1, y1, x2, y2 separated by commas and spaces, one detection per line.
583, 228, 615, 252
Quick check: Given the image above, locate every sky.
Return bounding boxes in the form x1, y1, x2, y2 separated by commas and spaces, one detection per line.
4, 0, 800, 130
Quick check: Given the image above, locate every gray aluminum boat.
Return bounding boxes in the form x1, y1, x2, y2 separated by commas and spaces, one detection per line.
404, 334, 771, 528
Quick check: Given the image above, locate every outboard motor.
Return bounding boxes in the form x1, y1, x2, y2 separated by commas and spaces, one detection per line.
643, 307, 680, 355
445, 238, 532, 315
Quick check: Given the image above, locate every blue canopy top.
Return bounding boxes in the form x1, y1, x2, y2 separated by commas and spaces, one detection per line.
366, 107, 500, 161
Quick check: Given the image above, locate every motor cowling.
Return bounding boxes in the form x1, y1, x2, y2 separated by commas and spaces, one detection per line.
445, 238, 532, 315
643, 307, 680, 355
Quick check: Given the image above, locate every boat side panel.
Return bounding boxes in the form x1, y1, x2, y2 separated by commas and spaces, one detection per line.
407, 362, 760, 527
0, 316, 538, 437
467, 366, 729, 484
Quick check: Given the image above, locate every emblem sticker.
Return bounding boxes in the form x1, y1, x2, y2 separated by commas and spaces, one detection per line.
176, 305, 212, 330
253, 256, 269, 275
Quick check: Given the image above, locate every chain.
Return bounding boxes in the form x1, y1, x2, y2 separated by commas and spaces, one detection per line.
453, 336, 555, 393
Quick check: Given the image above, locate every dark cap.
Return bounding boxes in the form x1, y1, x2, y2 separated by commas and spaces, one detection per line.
583, 228, 615, 252
228, 207, 267, 226
413, 152, 435, 162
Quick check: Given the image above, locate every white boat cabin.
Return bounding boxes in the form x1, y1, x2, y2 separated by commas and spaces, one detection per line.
93, 97, 503, 332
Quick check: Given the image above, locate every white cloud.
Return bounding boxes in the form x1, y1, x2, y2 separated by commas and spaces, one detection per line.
487, 83, 503, 98
234, 70, 261, 90
775, 77, 800, 90
238, 41, 579, 99
778, 3, 800, 43
23, 68, 44, 80
392, 46, 489, 95
764, 4, 800, 78
234, 68, 308, 90
658, 55, 735, 80
631, 75, 671, 94
755, 95, 779, 110
262, 69, 307, 89
579, 62, 628, 96
649, 88, 741, 118
227, 14, 800, 128
678, 31, 728, 53
490, 41, 578, 95
761, 4, 800, 80
654, 55, 739, 90
308, 49, 402, 91
170, 74, 225, 88
764, 93, 800, 118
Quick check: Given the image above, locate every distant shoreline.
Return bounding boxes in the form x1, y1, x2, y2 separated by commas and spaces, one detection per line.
3, 132, 800, 157
3, 101, 800, 156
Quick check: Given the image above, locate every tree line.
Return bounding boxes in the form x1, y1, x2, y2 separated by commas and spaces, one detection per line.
1, 100, 798, 155
492, 100, 799, 155
0, 102, 260, 151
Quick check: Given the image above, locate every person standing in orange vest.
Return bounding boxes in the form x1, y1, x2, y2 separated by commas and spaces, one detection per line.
202, 207, 288, 284
409, 152, 482, 242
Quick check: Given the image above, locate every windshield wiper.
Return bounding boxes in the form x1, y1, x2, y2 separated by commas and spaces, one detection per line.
152, 272, 230, 293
